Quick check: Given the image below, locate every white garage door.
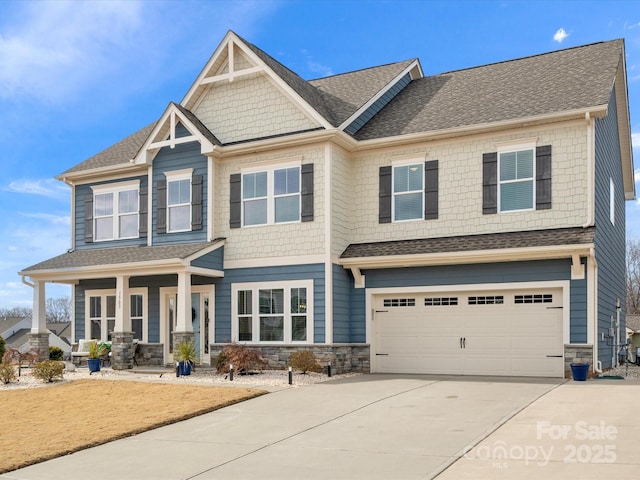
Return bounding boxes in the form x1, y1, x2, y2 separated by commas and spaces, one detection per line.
373, 288, 564, 377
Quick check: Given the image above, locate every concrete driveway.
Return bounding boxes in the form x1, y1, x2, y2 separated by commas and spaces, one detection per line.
2, 374, 565, 480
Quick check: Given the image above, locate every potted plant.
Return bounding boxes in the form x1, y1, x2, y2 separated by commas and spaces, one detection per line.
87, 341, 107, 373
175, 341, 197, 376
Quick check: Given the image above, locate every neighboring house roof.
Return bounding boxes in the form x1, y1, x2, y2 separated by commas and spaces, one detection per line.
626, 315, 640, 332
4, 328, 30, 350
354, 40, 623, 140
0, 317, 28, 336
341, 227, 595, 259
47, 322, 71, 345
20, 241, 223, 273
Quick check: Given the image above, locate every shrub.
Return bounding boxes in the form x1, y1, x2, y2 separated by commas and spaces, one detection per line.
49, 346, 64, 361
287, 350, 322, 374
0, 363, 16, 384
216, 344, 266, 374
0, 335, 5, 360
31, 360, 65, 383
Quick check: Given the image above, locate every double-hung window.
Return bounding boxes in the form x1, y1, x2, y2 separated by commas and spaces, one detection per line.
242, 165, 301, 226
232, 280, 312, 343
499, 148, 535, 212
165, 170, 191, 232
92, 181, 139, 241
393, 163, 423, 221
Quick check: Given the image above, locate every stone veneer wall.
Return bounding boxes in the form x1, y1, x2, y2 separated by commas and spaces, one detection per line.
135, 343, 164, 366
564, 344, 594, 378
28, 333, 50, 362
209, 344, 370, 374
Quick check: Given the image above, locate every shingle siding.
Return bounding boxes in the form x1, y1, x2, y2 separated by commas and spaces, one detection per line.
594, 88, 627, 369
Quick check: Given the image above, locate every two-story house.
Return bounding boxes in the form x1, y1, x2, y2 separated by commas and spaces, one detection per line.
20, 32, 634, 377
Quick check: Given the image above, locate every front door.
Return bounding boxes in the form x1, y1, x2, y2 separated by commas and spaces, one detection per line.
160, 285, 214, 365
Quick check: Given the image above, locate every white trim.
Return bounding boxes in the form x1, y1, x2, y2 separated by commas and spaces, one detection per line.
609, 177, 615, 225
164, 169, 194, 180
147, 166, 153, 246
231, 279, 314, 344
497, 146, 536, 213
91, 181, 141, 242
207, 156, 214, 242
224, 254, 325, 270
495, 138, 538, 152
583, 113, 595, 227
90, 180, 141, 193
165, 171, 193, 233
391, 161, 424, 222
324, 144, 333, 344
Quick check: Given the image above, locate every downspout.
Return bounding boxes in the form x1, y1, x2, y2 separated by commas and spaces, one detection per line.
589, 248, 603, 374
21, 275, 34, 288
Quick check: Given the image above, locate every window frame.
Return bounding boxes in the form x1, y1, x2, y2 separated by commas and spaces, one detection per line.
164, 169, 193, 233
497, 143, 536, 213
91, 180, 140, 241
231, 280, 313, 344
391, 160, 424, 222
85, 288, 148, 342
241, 161, 302, 227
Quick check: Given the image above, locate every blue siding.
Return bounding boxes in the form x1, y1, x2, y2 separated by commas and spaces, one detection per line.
191, 246, 224, 271
594, 88, 627, 369
345, 73, 411, 135
363, 259, 587, 341
214, 264, 326, 344
333, 264, 351, 343
152, 140, 208, 245
74, 175, 148, 250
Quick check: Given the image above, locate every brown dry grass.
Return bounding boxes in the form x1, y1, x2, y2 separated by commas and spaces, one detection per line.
0, 380, 266, 474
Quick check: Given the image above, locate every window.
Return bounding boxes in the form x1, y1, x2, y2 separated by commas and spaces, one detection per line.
468, 296, 504, 305
383, 298, 416, 307
86, 289, 147, 342
242, 165, 301, 226
499, 149, 534, 212
393, 163, 423, 221
424, 297, 458, 306
232, 281, 313, 343
515, 294, 553, 304
167, 177, 191, 232
610, 177, 615, 225
92, 181, 139, 241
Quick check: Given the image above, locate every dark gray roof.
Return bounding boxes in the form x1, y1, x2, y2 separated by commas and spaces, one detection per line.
309, 60, 416, 126
61, 123, 156, 175
341, 227, 595, 259
355, 40, 622, 140
21, 242, 220, 273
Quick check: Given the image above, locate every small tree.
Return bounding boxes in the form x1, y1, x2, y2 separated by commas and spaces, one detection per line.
49, 346, 64, 361
216, 344, 266, 374
0, 363, 16, 384
2, 348, 39, 377
32, 360, 65, 383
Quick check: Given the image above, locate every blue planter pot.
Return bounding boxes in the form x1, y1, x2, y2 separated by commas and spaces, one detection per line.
87, 358, 101, 373
179, 361, 192, 376
570, 363, 589, 381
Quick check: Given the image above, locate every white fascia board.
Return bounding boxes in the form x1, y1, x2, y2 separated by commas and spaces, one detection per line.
186, 266, 224, 278
224, 254, 325, 270
613, 56, 636, 200
351, 105, 609, 152
56, 163, 147, 185
338, 244, 594, 270
338, 59, 422, 131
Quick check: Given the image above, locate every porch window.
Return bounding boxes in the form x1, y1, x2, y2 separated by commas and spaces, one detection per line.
131, 293, 144, 341
85, 288, 147, 342
232, 280, 313, 343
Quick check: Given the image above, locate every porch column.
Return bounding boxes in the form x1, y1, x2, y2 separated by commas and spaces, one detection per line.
174, 272, 194, 349
28, 280, 49, 361
112, 275, 134, 370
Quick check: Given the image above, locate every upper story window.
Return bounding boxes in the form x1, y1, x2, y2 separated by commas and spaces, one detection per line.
498, 148, 534, 212
91, 181, 139, 241
165, 170, 192, 233
242, 165, 301, 226
393, 163, 423, 221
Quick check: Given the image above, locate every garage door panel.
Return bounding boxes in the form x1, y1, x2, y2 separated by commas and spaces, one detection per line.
374, 288, 564, 377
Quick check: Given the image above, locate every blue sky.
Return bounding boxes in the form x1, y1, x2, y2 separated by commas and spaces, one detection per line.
1, 0, 639, 309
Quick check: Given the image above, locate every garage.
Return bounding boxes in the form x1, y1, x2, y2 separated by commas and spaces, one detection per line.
373, 287, 564, 377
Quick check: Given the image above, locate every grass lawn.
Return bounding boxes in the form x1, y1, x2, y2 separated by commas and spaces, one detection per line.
0, 379, 266, 474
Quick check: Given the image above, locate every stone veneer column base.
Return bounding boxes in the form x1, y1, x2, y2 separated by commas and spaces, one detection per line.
28, 333, 50, 362
111, 332, 134, 370
173, 332, 195, 364
564, 344, 594, 378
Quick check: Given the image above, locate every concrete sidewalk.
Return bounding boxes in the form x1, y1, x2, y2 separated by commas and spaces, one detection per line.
3, 375, 637, 480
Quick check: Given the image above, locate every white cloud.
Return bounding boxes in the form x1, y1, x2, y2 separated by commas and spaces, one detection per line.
20, 212, 70, 226
553, 28, 569, 43
632, 133, 640, 148
635, 168, 640, 183
5, 179, 69, 199
306, 59, 334, 78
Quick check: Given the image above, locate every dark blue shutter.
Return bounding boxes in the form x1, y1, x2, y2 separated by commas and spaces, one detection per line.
191, 175, 203, 230
156, 180, 167, 234
536, 145, 552, 210
482, 152, 498, 215
424, 160, 438, 220
379, 166, 392, 223
139, 186, 148, 238
84, 194, 93, 243
230, 173, 242, 229
301, 163, 314, 222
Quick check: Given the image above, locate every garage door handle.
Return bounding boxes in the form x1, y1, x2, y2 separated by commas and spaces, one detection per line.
546, 355, 563, 358
546, 307, 563, 309
376, 353, 389, 356
460, 337, 466, 349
